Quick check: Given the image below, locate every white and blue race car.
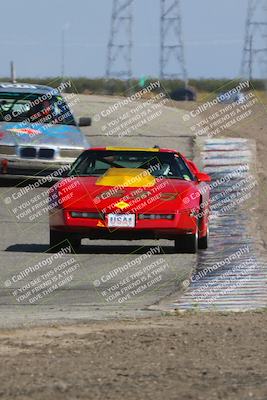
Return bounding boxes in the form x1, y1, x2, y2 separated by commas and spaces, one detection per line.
0, 82, 91, 179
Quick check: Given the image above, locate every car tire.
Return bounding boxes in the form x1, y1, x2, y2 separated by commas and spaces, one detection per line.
70, 236, 81, 253
198, 226, 209, 250
174, 232, 198, 254
49, 230, 81, 253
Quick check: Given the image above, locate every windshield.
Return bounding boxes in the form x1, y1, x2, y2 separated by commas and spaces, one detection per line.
69, 150, 195, 180
0, 92, 76, 125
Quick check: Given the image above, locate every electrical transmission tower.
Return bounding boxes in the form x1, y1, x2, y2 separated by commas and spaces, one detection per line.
160, 0, 187, 83
241, 0, 267, 80
106, 0, 133, 80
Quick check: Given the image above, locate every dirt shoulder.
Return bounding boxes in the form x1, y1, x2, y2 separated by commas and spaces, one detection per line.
0, 312, 266, 400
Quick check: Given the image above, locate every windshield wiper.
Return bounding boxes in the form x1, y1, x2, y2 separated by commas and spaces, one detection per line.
157, 176, 188, 180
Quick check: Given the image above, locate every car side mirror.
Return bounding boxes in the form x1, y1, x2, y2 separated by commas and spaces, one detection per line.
79, 117, 92, 127
195, 172, 211, 182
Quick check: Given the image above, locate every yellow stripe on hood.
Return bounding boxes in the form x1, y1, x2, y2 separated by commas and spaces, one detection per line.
96, 168, 156, 187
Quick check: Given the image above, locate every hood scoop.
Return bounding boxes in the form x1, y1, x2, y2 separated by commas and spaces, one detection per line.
96, 168, 156, 188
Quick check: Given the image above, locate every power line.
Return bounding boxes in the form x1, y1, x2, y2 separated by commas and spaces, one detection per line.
160, 0, 187, 82
241, 0, 267, 80
106, 0, 133, 80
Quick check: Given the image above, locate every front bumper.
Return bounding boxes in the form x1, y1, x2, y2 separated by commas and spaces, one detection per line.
0, 156, 74, 179
50, 209, 199, 239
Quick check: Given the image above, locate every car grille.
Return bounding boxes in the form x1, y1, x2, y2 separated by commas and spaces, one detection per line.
20, 147, 37, 158
39, 148, 55, 159
20, 147, 55, 160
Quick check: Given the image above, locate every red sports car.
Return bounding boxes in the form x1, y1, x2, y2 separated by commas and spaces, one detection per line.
49, 147, 211, 253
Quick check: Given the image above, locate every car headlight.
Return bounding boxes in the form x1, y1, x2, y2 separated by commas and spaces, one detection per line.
0, 145, 16, 155
60, 149, 83, 158
138, 214, 175, 220
71, 211, 103, 219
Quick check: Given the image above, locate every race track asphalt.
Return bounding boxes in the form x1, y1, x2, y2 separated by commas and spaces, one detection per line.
0, 94, 197, 328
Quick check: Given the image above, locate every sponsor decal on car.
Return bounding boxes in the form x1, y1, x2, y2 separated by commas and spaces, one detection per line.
8, 128, 42, 136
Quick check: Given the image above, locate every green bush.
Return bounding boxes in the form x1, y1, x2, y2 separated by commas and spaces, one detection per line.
0, 76, 265, 95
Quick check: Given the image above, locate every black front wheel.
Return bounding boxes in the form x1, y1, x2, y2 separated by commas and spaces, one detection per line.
49, 230, 81, 253
174, 233, 198, 254
198, 226, 209, 250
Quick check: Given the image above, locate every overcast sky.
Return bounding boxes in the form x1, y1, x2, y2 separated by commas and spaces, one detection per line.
0, 0, 262, 79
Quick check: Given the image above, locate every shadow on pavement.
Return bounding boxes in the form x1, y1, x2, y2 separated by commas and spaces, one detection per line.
5, 243, 176, 254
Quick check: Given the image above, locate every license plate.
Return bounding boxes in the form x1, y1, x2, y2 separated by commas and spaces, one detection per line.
107, 214, 135, 228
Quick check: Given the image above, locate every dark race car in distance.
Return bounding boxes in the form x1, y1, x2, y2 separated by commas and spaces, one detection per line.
49, 147, 211, 253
